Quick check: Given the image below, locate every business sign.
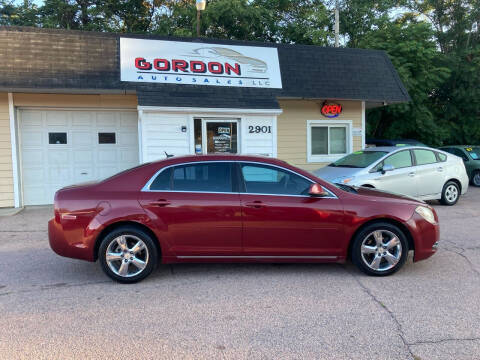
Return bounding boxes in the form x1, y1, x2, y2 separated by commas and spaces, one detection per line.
120, 38, 282, 88
321, 101, 342, 118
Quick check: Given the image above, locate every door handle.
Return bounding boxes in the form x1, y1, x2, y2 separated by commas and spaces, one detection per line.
245, 201, 265, 209
408, 172, 416, 177
437, 167, 444, 172
149, 199, 171, 207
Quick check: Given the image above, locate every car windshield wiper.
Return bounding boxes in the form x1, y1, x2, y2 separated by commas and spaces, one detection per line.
335, 183, 358, 193
333, 165, 363, 168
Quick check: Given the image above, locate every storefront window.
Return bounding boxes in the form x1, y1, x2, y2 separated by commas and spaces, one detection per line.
206, 122, 238, 154
308, 121, 351, 162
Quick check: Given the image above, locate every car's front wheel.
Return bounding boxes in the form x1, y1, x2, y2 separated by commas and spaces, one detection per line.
440, 181, 460, 205
351, 222, 408, 276
99, 226, 158, 283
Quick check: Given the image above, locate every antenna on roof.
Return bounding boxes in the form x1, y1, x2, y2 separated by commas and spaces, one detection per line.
165, 151, 174, 158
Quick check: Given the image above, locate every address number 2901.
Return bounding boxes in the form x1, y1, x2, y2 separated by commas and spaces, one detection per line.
248, 126, 272, 134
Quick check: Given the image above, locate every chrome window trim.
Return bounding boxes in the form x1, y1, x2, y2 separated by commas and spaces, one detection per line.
141, 160, 338, 199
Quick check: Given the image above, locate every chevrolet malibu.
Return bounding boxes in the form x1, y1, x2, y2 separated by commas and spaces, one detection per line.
49, 155, 439, 283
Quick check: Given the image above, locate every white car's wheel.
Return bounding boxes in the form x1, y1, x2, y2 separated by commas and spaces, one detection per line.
440, 181, 460, 206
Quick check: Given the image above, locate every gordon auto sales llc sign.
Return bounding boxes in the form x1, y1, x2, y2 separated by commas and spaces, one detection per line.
120, 38, 282, 88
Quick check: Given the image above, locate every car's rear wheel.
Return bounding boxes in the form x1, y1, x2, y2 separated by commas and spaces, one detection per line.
351, 222, 408, 276
472, 171, 480, 187
99, 226, 158, 283
440, 181, 460, 205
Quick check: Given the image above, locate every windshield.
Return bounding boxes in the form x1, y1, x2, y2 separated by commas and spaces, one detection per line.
465, 147, 480, 160
329, 151, 388, 168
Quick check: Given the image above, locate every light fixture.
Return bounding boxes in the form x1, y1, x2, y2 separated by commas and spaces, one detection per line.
196, 0, 206, 11
196, 0, 207, 37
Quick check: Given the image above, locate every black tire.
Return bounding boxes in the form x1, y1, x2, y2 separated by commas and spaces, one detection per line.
98, 226, 158, 283
440, 181, 460, 206
351, 222, 409, 276
471, 171, 480, 187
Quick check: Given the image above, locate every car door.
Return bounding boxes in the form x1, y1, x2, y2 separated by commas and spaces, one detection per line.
412, 149, 445, 196
238, 162, 344, 257
370, 150, 418, 197
138, 161, 242, 256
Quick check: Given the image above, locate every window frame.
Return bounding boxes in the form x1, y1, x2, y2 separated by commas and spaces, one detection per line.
412, 149, 439, 166
307, 120, 353, 163
239, 162, 314, 197
146, 161, 236, 193
142, 160, 338, 199
373, 149, 415, 172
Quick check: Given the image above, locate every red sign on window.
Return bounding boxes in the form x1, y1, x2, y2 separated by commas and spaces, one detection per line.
321, 102, 342, 118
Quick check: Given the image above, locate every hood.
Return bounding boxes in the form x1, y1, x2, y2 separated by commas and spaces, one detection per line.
313, 165, 363, 182
352, 186, 425, 205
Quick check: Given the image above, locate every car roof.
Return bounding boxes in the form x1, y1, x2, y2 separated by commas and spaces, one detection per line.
440, 145, 478, 148
148, 154, 290, 167
364, 145, 442, 153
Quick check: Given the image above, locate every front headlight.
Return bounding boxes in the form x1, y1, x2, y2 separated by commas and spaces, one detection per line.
415, 206, 436, 224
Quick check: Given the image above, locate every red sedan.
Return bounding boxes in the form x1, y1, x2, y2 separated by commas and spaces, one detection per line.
49, 155, 439, 283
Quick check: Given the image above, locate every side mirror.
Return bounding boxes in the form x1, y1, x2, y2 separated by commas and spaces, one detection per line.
381, 164, 395, 174
308, 183, 329, 197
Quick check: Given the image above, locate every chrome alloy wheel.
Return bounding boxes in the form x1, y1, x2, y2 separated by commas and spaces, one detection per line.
360, 230, 402, 272
473, 172, 480, 187
445, 184, 459, 203
105, 235, 149, 278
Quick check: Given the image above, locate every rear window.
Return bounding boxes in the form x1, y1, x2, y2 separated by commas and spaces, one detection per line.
329, 151, 387, 168
465, 147, 480, 160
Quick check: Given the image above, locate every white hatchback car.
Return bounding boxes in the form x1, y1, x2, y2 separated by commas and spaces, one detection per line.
314, 146, 469, 205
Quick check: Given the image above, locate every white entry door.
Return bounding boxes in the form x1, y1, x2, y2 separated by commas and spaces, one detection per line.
19, 109, 139, 205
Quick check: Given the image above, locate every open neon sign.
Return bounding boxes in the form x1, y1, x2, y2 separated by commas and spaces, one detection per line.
321, 102, 342, 118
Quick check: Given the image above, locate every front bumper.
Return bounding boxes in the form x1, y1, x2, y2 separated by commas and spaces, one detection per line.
407, 213, 440, 262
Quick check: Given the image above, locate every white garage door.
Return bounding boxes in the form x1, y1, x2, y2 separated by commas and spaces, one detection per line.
19, 109, 139, 205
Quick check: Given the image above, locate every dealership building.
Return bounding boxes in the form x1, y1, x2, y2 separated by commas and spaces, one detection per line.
0, 26, 409, 207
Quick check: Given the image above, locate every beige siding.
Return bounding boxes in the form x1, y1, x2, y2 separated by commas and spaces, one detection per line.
0, 93, 14, 207
277, 100, 363, 171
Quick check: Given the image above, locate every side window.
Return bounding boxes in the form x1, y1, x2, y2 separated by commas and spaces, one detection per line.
241, 163, 312, 196
413, 149, 437, 166
149, 168, 172, 190
436, 152, 447, 162
171, 163, 232, 192
383, 150, 412, 169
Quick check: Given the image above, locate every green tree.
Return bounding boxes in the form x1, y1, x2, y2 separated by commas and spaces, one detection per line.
0, 0, 39, 26
359, 21, 451, 145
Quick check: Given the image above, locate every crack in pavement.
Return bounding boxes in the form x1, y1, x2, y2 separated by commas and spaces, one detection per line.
0, 280, 111, 297
441, 247, 480, 277
408, 337, 480, 346
345, 266, 415, 360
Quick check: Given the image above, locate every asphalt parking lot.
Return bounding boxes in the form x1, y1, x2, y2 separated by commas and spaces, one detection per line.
0, 188, 479, 360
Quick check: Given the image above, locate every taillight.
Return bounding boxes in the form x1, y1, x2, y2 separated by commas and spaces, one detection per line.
54, 191, 61, 222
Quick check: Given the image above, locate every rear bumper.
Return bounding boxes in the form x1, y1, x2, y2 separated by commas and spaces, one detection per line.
48, 218, 94, 262
408, 213, 440, 262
